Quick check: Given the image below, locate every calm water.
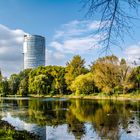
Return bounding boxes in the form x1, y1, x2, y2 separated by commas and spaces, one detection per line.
0, 98, 140, 140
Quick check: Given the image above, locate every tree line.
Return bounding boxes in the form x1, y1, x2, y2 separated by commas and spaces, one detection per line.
0, 55, 140, 96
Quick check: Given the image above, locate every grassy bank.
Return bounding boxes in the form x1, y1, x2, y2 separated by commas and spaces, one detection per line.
2, 92, 140, 100
27, 93, 140, 100
0, 120, 39, 140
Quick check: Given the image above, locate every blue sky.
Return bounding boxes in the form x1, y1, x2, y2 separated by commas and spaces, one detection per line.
0, 0, 140, 76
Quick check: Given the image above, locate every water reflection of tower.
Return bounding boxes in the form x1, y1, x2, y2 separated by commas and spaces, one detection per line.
33, 126, 46, 140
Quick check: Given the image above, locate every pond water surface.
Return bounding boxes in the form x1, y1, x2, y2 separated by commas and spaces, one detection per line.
0, 98, 140, 140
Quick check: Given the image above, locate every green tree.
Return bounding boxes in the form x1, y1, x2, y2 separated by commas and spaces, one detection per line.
128, 66, 140, 91
28, 66, 67, 95
28, 66, 50, 95
0, 70, 2, 82
18, 78, 29, 96
65, 55, 88, 90
70, 73, 98, 95
18, 69, 32, 80
29, 74, 51, 95
17, 69, 32, 96
8, 74, 20, 95
49, 66, 67, 95
0, 79, 9, 96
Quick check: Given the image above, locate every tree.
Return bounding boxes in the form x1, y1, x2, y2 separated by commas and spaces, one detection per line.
18, 69, 32, 96
28, 66, 67, 95
29, 74, 51, 95
0, 70, 2, 82
18, 78, 29, 96
70, 73, 98, 95
49, 66, 67, 95
128, 66, 140, 91
18, 69, 32, 80
119, 59, 131, 94
92, 55, 120, 94
0, 79, 9, 96
82, 0, 139, 51
65, 55, 88, 90
8, 74, 20, 95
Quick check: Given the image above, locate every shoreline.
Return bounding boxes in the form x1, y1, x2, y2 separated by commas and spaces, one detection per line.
1, 94, 140, 101
52, 94, 140, 101
0, 120, 39, 140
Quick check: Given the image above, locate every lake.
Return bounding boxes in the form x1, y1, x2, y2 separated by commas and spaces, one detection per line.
0, 98, 140, 140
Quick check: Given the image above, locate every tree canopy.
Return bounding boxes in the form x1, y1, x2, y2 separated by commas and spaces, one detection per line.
0, 55, 139, 96
65, 55, 88, 89
92, 55, 121, 94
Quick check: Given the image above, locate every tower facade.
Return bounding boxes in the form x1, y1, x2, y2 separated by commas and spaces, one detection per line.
23, 35, 45, 69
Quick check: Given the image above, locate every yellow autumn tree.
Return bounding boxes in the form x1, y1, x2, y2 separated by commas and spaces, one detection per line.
92, 55, 120, 94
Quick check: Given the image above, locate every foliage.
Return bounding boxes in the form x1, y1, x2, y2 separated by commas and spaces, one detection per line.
119, 59, 132, 94
92, 55, 121, 94
0, 120, 39, 140
0, 55, 139, 96
29, 74, 51, 95
0, 70, 2, 82
8, 74, 20, 95
18, 69, 32, 96
0, 79, 9, 96
18, 78, 29, 96
128, 66, 140, 91
65, 55, 88, 90
28, 66, 67, 95
70, 73, 98, 95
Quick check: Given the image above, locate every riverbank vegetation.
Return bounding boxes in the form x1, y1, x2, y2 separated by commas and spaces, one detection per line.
0, 120, 39, 140
0, 55, 140, 97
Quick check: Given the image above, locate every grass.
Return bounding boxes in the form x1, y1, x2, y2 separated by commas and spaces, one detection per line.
0, 120, 39, 140
3, 92, 140, 100
27, 92, 140, 100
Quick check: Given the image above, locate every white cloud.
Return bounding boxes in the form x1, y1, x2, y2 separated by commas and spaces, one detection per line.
0, 24, 26, 77
51, 35, 101, 54
125, 43, 140, 66
53, 52, 65, 60
50, 20, 105, 54
46, 49, 66, 66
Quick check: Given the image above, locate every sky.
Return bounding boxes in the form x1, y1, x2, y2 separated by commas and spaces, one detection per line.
0, 0, 140, 77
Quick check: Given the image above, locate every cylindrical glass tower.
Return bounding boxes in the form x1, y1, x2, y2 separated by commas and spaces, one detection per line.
23, 35, 45, 69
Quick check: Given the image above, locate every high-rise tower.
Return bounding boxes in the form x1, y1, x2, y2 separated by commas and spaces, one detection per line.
23, 35, 45, 69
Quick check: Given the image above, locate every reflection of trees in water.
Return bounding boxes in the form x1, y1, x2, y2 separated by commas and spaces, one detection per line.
67, 99, 139, 140
93, 102, 120, 140
26, 99, 71, 126
136, 102, 140, 125
0, 99, 140, 139
66, 107, 85, 140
